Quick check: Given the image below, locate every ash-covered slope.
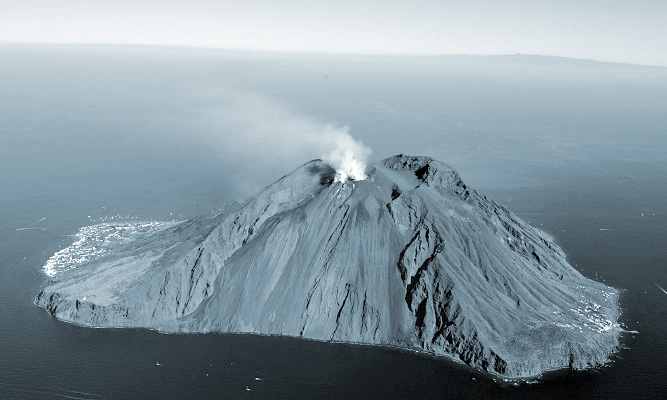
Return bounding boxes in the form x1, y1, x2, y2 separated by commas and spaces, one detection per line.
36, 155, 621, 378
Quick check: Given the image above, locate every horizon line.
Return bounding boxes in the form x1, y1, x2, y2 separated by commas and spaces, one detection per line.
1, 41, 666, 69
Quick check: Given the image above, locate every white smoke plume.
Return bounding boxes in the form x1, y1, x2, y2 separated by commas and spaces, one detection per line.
319, 125, 371, 182
196, 89, 372, 184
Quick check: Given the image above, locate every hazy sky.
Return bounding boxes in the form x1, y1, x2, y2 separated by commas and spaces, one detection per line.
2, 0, 666, 66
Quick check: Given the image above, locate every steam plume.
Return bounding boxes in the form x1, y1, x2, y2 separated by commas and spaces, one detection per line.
319, 125, 371, 182
195, 89, 372, 183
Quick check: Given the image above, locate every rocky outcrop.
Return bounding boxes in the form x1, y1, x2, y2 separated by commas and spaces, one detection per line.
36, 154, 621, 379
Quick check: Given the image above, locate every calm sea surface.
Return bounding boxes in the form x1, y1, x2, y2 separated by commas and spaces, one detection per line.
1, 45, 665, 399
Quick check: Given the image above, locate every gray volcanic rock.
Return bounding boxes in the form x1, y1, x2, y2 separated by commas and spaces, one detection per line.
36, 154, 621, 378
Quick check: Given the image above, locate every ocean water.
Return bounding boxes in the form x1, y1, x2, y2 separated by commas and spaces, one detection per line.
1, 45, 666, 399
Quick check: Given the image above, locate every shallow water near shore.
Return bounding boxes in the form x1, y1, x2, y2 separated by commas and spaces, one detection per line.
1, 45, 666, 398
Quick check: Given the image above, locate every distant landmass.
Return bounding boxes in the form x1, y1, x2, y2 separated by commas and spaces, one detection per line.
36, 154, 621, 379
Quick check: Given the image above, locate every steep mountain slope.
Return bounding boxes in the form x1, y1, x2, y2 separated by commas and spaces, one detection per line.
36, 154, 621, 378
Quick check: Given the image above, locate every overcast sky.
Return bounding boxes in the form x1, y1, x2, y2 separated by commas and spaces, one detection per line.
2, 0, 666, 66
